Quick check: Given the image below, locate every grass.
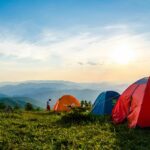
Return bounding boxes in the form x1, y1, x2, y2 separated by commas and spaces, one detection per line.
0, 111, 150, 150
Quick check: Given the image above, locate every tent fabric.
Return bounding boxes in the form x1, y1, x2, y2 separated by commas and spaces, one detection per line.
91, 91, 120, 115
112, 77, 150, 128
53, 95, 80, 112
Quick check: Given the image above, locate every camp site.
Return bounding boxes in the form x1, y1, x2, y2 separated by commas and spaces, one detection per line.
1, 0, 150, 149
1, 77, 150, 149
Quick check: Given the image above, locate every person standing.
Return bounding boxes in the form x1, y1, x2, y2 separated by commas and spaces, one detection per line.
47, 99, 51, 111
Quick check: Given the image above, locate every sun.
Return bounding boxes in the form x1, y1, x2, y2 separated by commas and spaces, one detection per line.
111, 44, 136, 65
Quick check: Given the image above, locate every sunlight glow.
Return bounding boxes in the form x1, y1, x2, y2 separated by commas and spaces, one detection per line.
111, 44, 136, 65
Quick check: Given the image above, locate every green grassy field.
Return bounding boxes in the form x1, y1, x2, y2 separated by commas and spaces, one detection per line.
1, 111, 150, 150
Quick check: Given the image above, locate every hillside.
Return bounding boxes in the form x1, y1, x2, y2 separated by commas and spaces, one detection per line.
0, 81, 127, 108
1, 111, 150, 149
0, 93, 7, 98
0, 96, 38, 108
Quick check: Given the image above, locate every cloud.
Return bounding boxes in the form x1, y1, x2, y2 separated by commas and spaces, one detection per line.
0, 24, 149, 72
78, 61, 103, 66
87, 61, 99, 66
103, 24, 128, 30
78, 62, 84, 65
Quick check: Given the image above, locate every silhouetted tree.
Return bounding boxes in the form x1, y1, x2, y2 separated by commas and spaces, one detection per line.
81, 100, 84, 107
25, 103, 34, 111
84, 100, 88, 107
0, 102, 6, 109
88, 101, 92, 107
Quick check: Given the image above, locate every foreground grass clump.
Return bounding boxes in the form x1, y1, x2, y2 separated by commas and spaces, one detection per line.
1, 111, 150, 150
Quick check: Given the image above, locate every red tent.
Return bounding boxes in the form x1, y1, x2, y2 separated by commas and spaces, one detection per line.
112, 77, 150, 128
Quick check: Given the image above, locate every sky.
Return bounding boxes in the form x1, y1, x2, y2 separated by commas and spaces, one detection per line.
0, 0, 150, 83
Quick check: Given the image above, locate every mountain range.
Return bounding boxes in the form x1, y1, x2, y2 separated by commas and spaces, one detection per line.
0, 80, 128, 108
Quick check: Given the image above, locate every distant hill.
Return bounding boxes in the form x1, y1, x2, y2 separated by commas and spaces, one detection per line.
0, 93, 7, 98
0, 80, 128, 108
0, 96, 38, 108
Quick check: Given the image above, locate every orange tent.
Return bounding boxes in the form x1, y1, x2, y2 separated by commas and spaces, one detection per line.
53, 95, 80, 112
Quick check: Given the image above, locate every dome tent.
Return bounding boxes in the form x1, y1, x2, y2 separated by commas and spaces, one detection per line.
91, 91, 120, 115
53, 95, 80, 112
112, 77, 150, 128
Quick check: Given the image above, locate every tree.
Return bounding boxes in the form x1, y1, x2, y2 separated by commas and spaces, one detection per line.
25, 103, 34, 111
0, 102, 6, 109
81, 100, 84, 107
88, 101, 92, 107
84, 100, 88, 107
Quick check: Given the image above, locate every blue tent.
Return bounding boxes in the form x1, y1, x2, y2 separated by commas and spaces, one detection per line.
91, 91, 120, 115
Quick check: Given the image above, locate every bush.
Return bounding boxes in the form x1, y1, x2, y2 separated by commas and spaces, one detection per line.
25, 103, 34, 111
0, 102, 6, 109
80, 100, 92, 111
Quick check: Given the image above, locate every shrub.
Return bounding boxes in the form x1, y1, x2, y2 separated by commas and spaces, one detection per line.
0, 102, 6, 109
80, 100, 92, 111
25, 103, 34, 111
